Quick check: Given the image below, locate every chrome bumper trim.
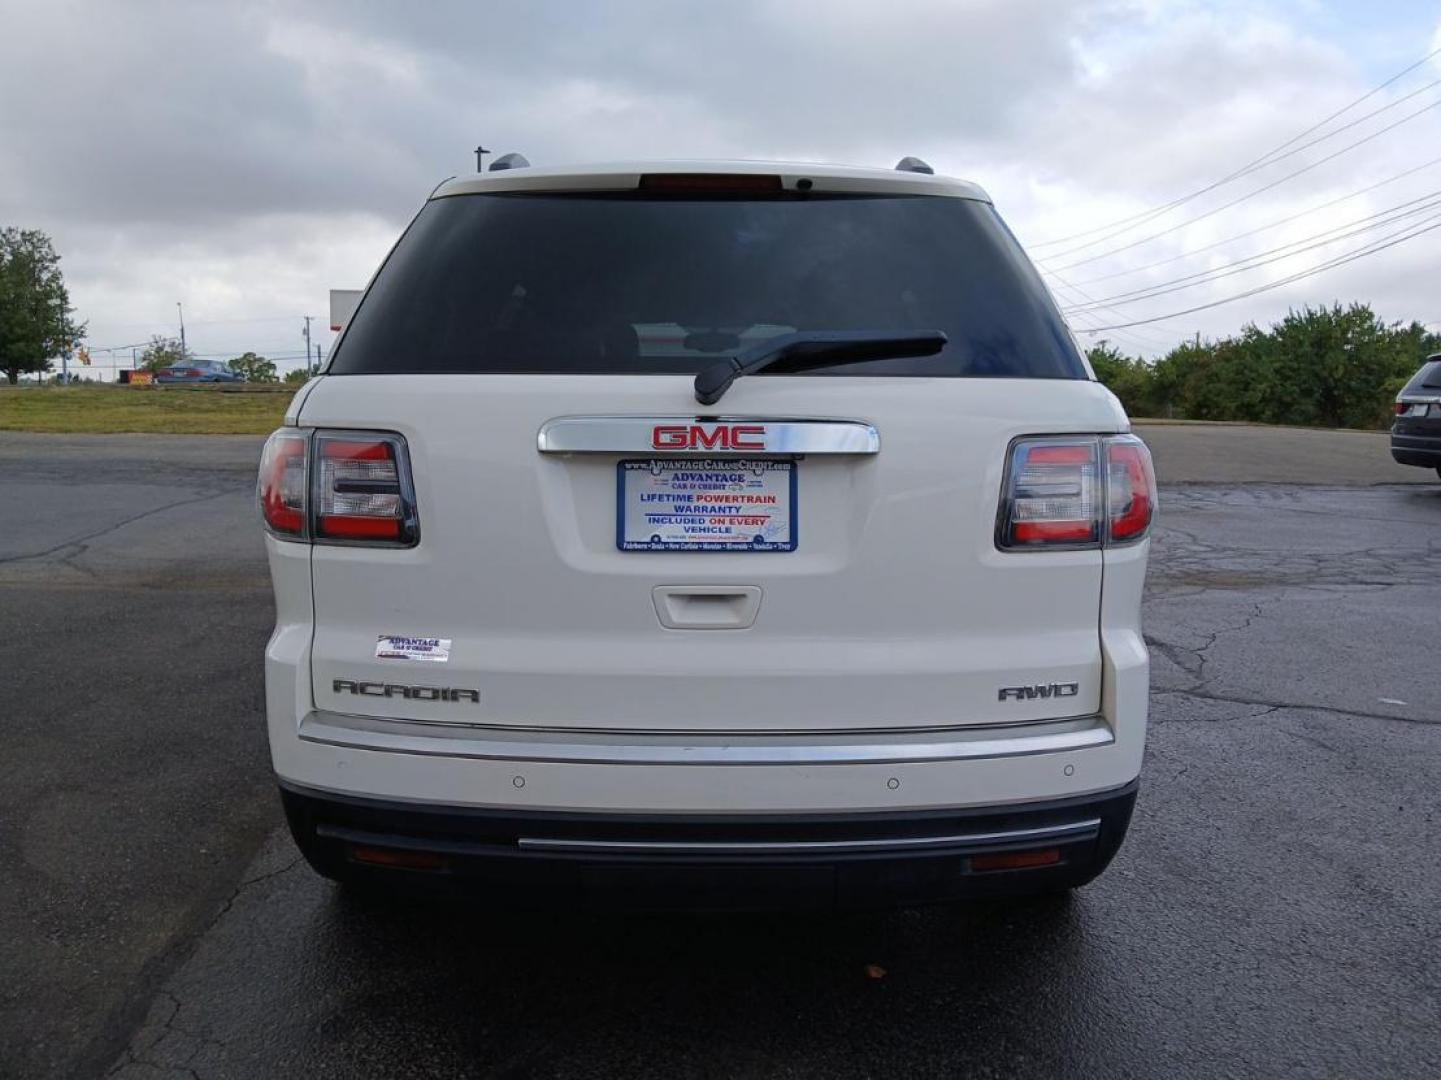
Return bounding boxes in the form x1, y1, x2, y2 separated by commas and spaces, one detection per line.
299, 711, 1114, 766
515, 819, 1101, 855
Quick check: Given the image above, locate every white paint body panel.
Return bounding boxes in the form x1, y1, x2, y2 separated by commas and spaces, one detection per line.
264, 371, 1150, 814
435, 159, 991, 202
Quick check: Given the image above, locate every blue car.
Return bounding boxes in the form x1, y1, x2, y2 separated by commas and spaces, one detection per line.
155, 359, 245, 383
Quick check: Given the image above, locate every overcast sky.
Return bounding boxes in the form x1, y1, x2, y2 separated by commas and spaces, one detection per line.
2, 0, 1438, 374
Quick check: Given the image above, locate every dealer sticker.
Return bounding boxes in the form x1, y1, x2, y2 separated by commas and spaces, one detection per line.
618, 458, 796, 551
375, 635, 451, 663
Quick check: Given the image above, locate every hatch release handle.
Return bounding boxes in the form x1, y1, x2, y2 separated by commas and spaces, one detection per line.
652, 586, 762, 630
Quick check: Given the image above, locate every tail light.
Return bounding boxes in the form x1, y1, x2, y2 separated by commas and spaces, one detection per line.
997, 434, 1155, 550
1106, 435, 1157, 543
257, 428, 418, 547
258, 431, 308, 536
1395, 401, 1429, 417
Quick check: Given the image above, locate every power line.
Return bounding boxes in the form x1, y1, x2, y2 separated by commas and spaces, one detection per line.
1027, 45, 1441, 250
1048, 276, 1176, 345
1041, 95, 1441, 273
1044, 267, 1178, 351
1034, 76, 1441, 262
1057, 301, 1170, 353
1080, 214, 1441, 330
1064, 155, 1441, 288
1060, 189, 1441, 312
86, 339, 162, 352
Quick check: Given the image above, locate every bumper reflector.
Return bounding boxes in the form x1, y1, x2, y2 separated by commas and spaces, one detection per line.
348, 845, 449, 871
969, 848, 1062, 872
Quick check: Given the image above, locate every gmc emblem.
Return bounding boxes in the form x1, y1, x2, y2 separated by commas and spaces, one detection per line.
652, 424, 766, 451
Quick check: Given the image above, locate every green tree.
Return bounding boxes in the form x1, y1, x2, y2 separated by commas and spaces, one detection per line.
1086, 341, 1158, 416
139, 335, 191, 372
0, 227, 85, 384
228, 351, 277, 382
1135, 304, 1436, 429
283, 367, 311, 384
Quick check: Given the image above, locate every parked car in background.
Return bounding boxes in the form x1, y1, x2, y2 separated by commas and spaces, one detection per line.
155, 359, 245, 383
1391, 353, 1441, 479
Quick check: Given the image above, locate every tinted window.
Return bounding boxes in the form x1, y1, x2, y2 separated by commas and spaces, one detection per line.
1405, 360, 1441, 391
331, 193, 1085, 379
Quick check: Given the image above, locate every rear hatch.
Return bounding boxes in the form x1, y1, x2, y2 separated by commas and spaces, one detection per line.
1394, 358, 1441, 438
300, 172, 1128, 733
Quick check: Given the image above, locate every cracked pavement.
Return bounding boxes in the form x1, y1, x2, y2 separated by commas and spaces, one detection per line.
3, 427, 1439, 1079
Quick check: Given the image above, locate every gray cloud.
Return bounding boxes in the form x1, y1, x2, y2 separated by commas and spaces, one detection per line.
1, 0, 1437, 366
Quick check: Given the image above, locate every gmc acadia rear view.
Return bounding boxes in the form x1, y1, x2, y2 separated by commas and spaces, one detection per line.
258, 158, 1156, 908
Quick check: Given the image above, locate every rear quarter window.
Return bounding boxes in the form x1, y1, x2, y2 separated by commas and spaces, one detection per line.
330, 192, 1086, 380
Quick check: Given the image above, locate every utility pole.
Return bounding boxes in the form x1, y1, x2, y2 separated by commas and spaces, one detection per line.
302, 316, 313, 374
177, 301, 187, 359
475, 145, 490, 173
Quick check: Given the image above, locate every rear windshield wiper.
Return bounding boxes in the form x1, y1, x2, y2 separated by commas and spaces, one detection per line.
694, 329, 948, 405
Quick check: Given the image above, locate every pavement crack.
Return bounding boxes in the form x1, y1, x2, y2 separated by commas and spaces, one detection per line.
0, 489, 236, 565
205, 854, 304, 931
1146, 599, 1270, 693
1154, 687, 1438, 726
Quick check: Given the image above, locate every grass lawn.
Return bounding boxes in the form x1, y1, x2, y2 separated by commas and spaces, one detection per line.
0, 385, 294, 434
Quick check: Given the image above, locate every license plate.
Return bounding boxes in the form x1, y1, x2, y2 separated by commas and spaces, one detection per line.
618, 459, 796, 551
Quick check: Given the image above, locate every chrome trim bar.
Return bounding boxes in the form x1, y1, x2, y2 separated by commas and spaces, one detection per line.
537, 416, 880, 455
517, 819, 1101, 855
299, 712, 1113, 766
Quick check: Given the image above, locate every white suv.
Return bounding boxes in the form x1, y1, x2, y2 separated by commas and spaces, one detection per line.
259, 158, 1155, 908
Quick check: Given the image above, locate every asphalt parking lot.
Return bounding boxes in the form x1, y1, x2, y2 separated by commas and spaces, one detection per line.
2, 424, 1439, 1079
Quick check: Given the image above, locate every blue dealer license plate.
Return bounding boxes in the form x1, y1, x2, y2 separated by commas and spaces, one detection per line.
618, 459, 797, 552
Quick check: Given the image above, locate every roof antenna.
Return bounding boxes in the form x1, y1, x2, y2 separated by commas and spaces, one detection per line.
895, 156, 934, 175
489, 152, 531, 172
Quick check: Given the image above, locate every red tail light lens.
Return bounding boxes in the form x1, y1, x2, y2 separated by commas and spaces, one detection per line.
998, 434, 1155, 550
257, 428, 418, 546
313, 432, 417, 545
997, 438, 1102, 548
1106, 435, 1157, 544
258, 430, 308, 536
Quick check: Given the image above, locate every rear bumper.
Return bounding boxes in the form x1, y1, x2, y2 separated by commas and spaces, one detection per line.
281, 778, 1138, 909
265, 586, 1151, 816
1390, 431, 1441, 467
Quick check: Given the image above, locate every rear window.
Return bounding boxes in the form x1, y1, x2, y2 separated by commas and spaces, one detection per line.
1404, 359, 1441, 392
330, 192, 1085, 379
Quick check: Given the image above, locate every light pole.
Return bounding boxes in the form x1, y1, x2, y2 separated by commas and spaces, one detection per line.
177, 301, 187, 359
475, 145, 490, 173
